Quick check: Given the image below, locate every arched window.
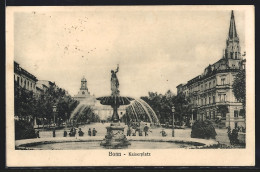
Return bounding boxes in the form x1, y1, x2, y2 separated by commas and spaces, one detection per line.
235, 52, 237, 59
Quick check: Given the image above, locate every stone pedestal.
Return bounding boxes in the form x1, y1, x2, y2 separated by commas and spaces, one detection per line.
100, 123, 131, 148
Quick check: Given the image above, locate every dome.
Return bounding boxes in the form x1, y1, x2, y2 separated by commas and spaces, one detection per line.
126, 99, 160, 125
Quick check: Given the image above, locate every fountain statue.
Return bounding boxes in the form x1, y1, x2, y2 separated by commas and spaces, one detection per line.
97, 64, 134, 148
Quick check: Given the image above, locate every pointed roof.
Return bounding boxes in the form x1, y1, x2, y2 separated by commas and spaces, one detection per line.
228, 10, 238, 39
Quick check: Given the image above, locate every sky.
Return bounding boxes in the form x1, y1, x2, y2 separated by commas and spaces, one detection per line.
12, 6, 245, 98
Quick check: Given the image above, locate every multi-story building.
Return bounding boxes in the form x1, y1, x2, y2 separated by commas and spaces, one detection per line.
176, 11, 246, 129
14, 61, 38, 93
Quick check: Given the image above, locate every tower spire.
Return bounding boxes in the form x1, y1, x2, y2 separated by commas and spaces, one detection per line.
224, 10, 241, 60
228, 10, 238, 39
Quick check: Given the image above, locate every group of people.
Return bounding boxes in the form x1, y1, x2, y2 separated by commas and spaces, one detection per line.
227, 126, 239, 145
88, 128, 97, 136
62, 127, 97, 137
126, 123, 169, 137
127, 124, 151, 137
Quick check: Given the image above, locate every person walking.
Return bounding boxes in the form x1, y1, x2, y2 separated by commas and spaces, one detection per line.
36, 130, 40, 138
88, 128, 92, 136
78, 128, 84, 137
143, 124, 149, 136
53, 129, 56, 137
127, 126, 132, 136
92, 128, 97, 136
63, 130, 67, 137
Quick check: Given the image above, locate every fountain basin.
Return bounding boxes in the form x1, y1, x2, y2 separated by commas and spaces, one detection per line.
15, 137, 218, 150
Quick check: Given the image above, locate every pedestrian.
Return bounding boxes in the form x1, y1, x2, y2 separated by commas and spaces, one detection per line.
63, 130, 67, 137
36, 130, 40, 138
78, 128, 84, 136
88, 128, 92, 136
92, 128, 97, 136
143, 124, 149, 136
53, 129, 56, 137
69, 127, 76, 137
127, 126, 132, 136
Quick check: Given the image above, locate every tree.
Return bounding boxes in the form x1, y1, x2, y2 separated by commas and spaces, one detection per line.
173, 93, 192, 125
14, 81, 36, 122
15, 79, 79, 128
141, 90, 176, 124
217, 105, 229, 118
232, 69, 246, 108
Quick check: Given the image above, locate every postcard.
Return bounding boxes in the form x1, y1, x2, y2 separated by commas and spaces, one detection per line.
6, 5, 255, 167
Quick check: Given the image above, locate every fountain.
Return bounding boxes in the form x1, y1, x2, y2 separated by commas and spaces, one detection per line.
96, 64, 134, 148
126, 99, 160, 127
14, 66, 219, 150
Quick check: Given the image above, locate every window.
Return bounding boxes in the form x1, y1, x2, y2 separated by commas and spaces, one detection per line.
201, 85, 203, 91
205, 97, 207, 105
221, 78, 226, 85
205, 84, 207, 89
213, 111, 215, 119
234, 110, 239, 118
235, 52, 238, 59
213, 96, 215, 103
213, 80, 215, 86
219, 94, 226, 102
209, 82, 211, 88
209, 97, 211, 104
201, 99, 203, 106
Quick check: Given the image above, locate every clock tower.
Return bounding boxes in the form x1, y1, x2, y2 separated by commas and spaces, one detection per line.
80, 76, 88, 91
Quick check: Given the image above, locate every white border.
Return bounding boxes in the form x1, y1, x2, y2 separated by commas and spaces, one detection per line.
6, 5, 255, 167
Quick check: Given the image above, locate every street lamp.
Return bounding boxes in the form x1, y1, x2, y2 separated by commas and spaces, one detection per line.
172, 106, 175, 137
52, 105, 57, 127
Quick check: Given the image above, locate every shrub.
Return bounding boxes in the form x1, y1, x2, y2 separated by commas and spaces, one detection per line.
15, 120, 37, 140
191, 120, 217, 139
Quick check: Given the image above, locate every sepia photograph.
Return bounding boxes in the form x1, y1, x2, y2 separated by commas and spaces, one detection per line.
6, 5, 255, 166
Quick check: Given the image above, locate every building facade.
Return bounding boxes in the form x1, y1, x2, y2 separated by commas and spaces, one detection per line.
176, 11, 246, 129
14, 61, 38, 93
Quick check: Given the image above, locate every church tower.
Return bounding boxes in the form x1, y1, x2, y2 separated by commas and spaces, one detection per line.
73, 76, 95, 103
224, 10, 241, 60
80, 76, 88, 91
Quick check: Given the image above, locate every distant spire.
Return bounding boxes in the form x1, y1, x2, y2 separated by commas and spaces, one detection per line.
228, 10, 238, 39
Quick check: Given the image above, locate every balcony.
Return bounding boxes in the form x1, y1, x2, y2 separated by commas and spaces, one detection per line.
216, 84, 231, 89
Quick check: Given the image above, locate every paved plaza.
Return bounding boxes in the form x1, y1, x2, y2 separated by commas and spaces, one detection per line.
36, 123, 230, 146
